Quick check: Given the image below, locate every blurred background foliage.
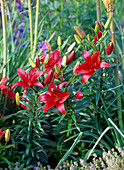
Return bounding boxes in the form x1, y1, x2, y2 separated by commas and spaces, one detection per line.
0, 0, 124, 169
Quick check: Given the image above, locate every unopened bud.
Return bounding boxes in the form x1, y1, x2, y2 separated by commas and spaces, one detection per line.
75, 92, 84, 99
73, 61, 80, 75
57, 36, 61, 46
29, 58, 36, 68
54, 65, 60, 74
66, 50, 75, 64
95, 21, 102, 31
106, 42, 113, 55
15, 92, 20, 106
87, 34, 93, 42
67, 42, 76, 53
36, 56, 40, 70
74, 34, 82, 45
74, 26, 85, 39
5, 129, 10, 143
94, 24, 99, 33
61, 55, 67, 68
45, 40, 52, 51
104, 17, 112, 30
44, 54, 49, 64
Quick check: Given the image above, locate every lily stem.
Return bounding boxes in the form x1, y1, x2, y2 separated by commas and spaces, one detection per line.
32, 0, 39, 60
84, 39, 98, 52
1, 0, 7, 78
28, 0, 33, 52
109, 11, 123, 130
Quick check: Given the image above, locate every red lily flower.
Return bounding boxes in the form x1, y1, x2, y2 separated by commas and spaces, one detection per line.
40, 50, 62, 73
39, 82, 70, 115
0, 129, 6, 140
11, 68, 45, 90
0, 76, 8, 90
75, 50, 111, 84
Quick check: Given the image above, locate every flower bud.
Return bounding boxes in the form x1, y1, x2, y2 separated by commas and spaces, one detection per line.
5, 129, 10, 143
36, 56, 40, 70
29, 58, 36, 68
95, 21, 102, 32
106, 42, 113, 55
104, 17, 112, 30
75, 92, 84, 99
73, 61, 80, 75
61, 55, 67, 68
44, 70, 53, 85
15, 92, 20, 106
66, 50, 75, 64
45, 40, 52, 51
44, 54, 49, 64
94, 24, 99, 33
87, 34, 93, 42
54, 65, 61, 74
57, 36, 61, 46
74, 34, 82, 45
67, 42, 76, 53
74, 26, 85, 39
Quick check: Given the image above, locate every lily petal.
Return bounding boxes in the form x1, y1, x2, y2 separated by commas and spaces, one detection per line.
29, 68, 36, 76
81, 72, 94, 84
56, 102, 66, 115
43, 97, 58, 113
83, 50, 92, 62
58, 92, 70, 103
75, 63, 92, 73
11, 81, 25, 90
91, 52, 100, 66
17, 68, 27, 82
32, 81, 44, 88
39, 93, 51, 101
99, 61, 111, 68
48, 82, 57, 94
31, 71, 45, 82
58, 82, 68, 90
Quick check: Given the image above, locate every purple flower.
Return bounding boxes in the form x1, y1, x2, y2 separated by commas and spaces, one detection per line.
39, 41, 49, 52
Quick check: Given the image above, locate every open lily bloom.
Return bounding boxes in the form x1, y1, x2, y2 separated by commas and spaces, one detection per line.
39, 82, 70, 115
75, 50, 111, 84
12, 68, 45, 90
40, 50, 62, 73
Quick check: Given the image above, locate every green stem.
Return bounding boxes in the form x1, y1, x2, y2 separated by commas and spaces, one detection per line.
85, 39, 98, 51
32, 0, 39, 60
28, 0, 33, 52
109, 11, 123, 130
1, 0, 7, 78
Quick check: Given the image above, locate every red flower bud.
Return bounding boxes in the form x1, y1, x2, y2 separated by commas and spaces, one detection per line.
95, 21, 102, 32
44, 70, 53, 85
66, 50, 75, 64
73, 61, 80, 75
106, 42, 113, 55
94, 31, 102, 44
36, 56, 40, 70
74, 26, 85, 39
75, 92, 84, 99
